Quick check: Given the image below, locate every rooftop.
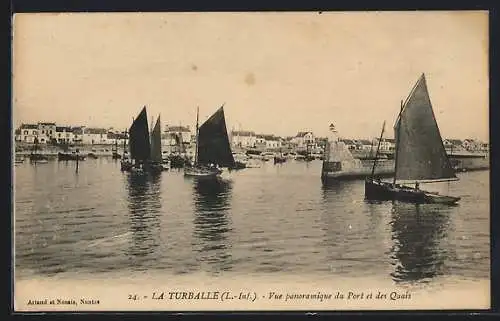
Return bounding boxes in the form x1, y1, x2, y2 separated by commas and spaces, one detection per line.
296, 131, 313, 137
85, 128, 108, 134
232, 130, 255, 137
20, 124, 38, 129
166, 126, 190, 133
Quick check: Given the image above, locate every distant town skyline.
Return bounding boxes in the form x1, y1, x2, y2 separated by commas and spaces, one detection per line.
13, 11, 489, 141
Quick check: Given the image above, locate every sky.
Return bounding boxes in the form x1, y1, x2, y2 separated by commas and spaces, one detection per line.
12, 11, 489, 140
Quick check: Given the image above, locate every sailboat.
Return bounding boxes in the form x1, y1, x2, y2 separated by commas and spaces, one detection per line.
184, 105, 235, 178
121, 106, 151, 173
365, 73, 460, 205
149, 114, 168, 172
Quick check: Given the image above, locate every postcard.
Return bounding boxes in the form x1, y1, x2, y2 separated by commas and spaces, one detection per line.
12, 11, 490, 311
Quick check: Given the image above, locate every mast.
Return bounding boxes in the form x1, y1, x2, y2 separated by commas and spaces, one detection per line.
194, 106, 199, 166
32, 137, 38, 155
370, 121, 386, 178
393, 100, 404, 185
122, 129, 127, 158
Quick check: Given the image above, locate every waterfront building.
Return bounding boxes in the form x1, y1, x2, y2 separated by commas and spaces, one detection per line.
164, 125, 191, 144
71, 127, 84, 144
55, 126, 74, 144
355, 139, 374, 151
443, 139, 466, 153
19, 124, 40, 143
37, 122, 57, 142
231, 130, 256, 148
373, 137, 396, 152
339, 139, 357, 151
14, 129, 21, 142
263, 135, 282, 150
81, 127, 108, 145
291, 131, 315, 149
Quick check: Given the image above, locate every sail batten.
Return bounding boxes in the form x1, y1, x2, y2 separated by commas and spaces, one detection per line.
197, 106, 235, 168
394, 74, 457, 182
129, 106, 151, 162
150, 115, 162, 163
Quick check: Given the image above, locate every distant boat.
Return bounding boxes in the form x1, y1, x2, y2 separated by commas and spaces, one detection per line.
184, 105, 235, 178
58, 151, 86, 161
29, 137, 49, 163
365, 73, 460, 205
273, 149, 287, 164
87, 152, 98, 159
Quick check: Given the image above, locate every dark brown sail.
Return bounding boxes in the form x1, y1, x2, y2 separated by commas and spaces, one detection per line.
197, 106, 235, 168
150, 115, 162, 163
129, 106, 151, 162
393, 74, 457, 182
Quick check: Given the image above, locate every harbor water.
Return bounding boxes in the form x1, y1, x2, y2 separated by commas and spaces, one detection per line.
14, 158, 490, 299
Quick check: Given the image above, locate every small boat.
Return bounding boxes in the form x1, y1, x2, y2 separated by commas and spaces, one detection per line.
121, 158, 133, 171
232, 161, 247, 170
231, 152, 248, 170
245, 160, 262, 168
365, 73, 460, 205
273, 149, 287, 164
87, 152, 98, 159
168, 154, 189, 168
184, 105, 235, 178
58, 152, 86, 161
161, 159, 171, 171
29, 137, 49, 163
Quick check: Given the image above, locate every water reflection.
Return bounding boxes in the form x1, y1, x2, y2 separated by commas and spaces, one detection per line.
320, 180, 388, 275
321, 180, 359, 202
389, 202, 452, 284
191, 178, 233, 272
125, 173, 162, 270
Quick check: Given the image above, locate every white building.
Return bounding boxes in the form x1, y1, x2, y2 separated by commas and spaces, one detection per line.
231, 130, 256, 148
37, 122, 57, 143
263, 135, 282, 149
55, 126, 74, 144
354, 139, 374, 151
373, 138, 395, 152
71, 127, 84, 144
291, 131, 315, 149
82, 128, 108, 145
255, 135, 267, 148
19, 124, 40, 143
165, 125, 191, 144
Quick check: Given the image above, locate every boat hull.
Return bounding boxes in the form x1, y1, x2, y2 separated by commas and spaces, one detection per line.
184, 166, 222, 178
58, 152, 86, 161
29, 154, 49, 162
273, 157, 287, 164
364, 178, 460, 205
